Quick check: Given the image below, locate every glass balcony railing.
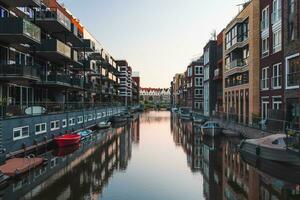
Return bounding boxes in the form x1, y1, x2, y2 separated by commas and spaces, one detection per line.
0, 64, 39, 80
0, 17, 41, 43
57, 40, 71, 58
35, 9, 71, 31
23, 19, 41, 42
225, 59, 248, 71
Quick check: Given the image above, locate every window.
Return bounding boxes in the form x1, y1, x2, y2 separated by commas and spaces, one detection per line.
272, 0, 282, 24
0, 6, 9, 18
50, 120, 60, 131
88, 114, 93, 121
272, 63, 281, 89
195, 77, 203, 87
13, 126, 29, 140
195, 89, 203, 97
78, 116, 83, 124
69, 118, 75, 126
261, 98, 269, 120
273, 29, 281, 53
286, 53, 300, 89
195, 66, 203, 75
261, 6, 269, 31
288, 0, 296, 41
187, 67, 193, 77
261, 67, 269, 90
261, 37, 269, 57
62, 119, 67, 128
35, 123, 47, 135
195, 102, 203, 110
272, 97, 282, 110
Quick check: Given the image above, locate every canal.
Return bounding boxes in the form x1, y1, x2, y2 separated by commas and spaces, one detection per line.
1, 111, 300, 200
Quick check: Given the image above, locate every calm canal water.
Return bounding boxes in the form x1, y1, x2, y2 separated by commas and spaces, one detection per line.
1, 111, 300, 200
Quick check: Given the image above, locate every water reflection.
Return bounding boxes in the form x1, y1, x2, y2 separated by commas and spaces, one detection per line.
1, 112, 299, 200
171, 113, 300, 200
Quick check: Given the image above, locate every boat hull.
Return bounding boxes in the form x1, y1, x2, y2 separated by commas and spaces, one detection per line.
54, 134, 81, 148
239, 141, 300, 166
201, 128, 222, 137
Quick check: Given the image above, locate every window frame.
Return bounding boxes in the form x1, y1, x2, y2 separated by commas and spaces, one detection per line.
13, 126, 29, 141
35, 123, 47, 135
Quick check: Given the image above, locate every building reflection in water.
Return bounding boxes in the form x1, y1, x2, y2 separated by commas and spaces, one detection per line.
171, 113, 300, 200
0, 115, 140, 200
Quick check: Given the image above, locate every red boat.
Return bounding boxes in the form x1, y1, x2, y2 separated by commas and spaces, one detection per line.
54, 134, 81, 147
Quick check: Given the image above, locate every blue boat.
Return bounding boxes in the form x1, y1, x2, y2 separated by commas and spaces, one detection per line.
78, 130, 93, 140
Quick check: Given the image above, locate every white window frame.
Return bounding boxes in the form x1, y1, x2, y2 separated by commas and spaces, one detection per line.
261, 37, 269, 57
50, 120, 60, 131
272, 29, 282, 53
62, 119, 67, 128
195, 89, 203, 97
78, 116, 83, 124
285, 53, 300, 89
261, 67, 269, 90
261, 97, 269, 120
69, 118, 75, 126
272, 63, 282, 89
261, 6, 269, 32
35, 123, 47, 135
272, 96, 282, 110
195, 77, 203, 87
88, 114, 93, 121
13, 126, 29, 141
195, 66, 203, 75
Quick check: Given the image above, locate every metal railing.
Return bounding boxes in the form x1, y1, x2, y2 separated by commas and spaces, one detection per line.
0, 102, 124, 119
0, 64, 39, 80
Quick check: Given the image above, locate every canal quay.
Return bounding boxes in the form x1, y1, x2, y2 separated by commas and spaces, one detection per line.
0, 111, 298, 200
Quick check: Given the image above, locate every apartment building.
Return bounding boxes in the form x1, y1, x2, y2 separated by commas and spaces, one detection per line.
259, 0, 285, 131
132, 71, 140, 105
116, 60, 133, 106
172, 73, 184, 107
190, 58, 204, 112
223, 0, 260, 124
283, 0, 299, 129
203, 40, 218, 117
214, 31, 224, 113
0, 0, 135, 157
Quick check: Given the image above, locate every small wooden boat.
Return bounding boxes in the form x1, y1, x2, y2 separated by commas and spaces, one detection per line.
54, 134, 81, 147
98, 121, 111, 129
0, 157, 44, 177
201, 121, 222, 137
179, 107, 192, 119
239, 134, 300, 166
78, 130, 93, 140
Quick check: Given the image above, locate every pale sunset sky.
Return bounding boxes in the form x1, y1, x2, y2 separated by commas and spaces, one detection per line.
59, 0, 244, 88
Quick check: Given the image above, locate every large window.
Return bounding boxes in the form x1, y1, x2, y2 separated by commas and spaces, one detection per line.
195, 77, 203, 87
69, 118, 75, 126
273, 29, 282, 53
261, 6, 269, 31
195, 89, 203, 97
288, 0, 296, 41
195, 66, 203, 75
272, 0, 282, 24
272, 96, 282, 110
35, 123, 47, 135
261, 67, 269, 90
286, 54, 300, 89
261, 37, 269, 57
13, 126, 29, 140
272, 63, 282, 89
50, 120, 60, 131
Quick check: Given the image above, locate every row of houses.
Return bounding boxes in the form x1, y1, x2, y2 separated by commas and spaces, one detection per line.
0, 0, 140, 156
171, 0, 300, 130
140, 87, 170, 104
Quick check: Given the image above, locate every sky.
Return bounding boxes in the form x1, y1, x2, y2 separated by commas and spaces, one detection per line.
59, 0, 243, 88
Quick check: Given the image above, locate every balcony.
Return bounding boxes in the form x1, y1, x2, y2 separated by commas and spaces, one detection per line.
0, 0, 41, 7
0, 17, 41, 45
71, 49, 83, 68
213, 68, 222, 80
35, 39, 71, 64
89, 50, 103, 60
224, 59, 248, 76
38, 73, 86, 90
34, 8, 71, 33
0, 64, 39, 81
75, 39, 95, 52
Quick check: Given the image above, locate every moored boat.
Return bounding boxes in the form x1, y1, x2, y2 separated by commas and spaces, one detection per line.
78, 130, 93, 140
110, 114, 128, 123
54, 134, 81, 147
239, 134, 300, 166
192, 114, 208, 124
98, 121, 112, 129
201, 121, 222, 137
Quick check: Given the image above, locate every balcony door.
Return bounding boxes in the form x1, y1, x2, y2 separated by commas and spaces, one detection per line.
0, 45, 8, 64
